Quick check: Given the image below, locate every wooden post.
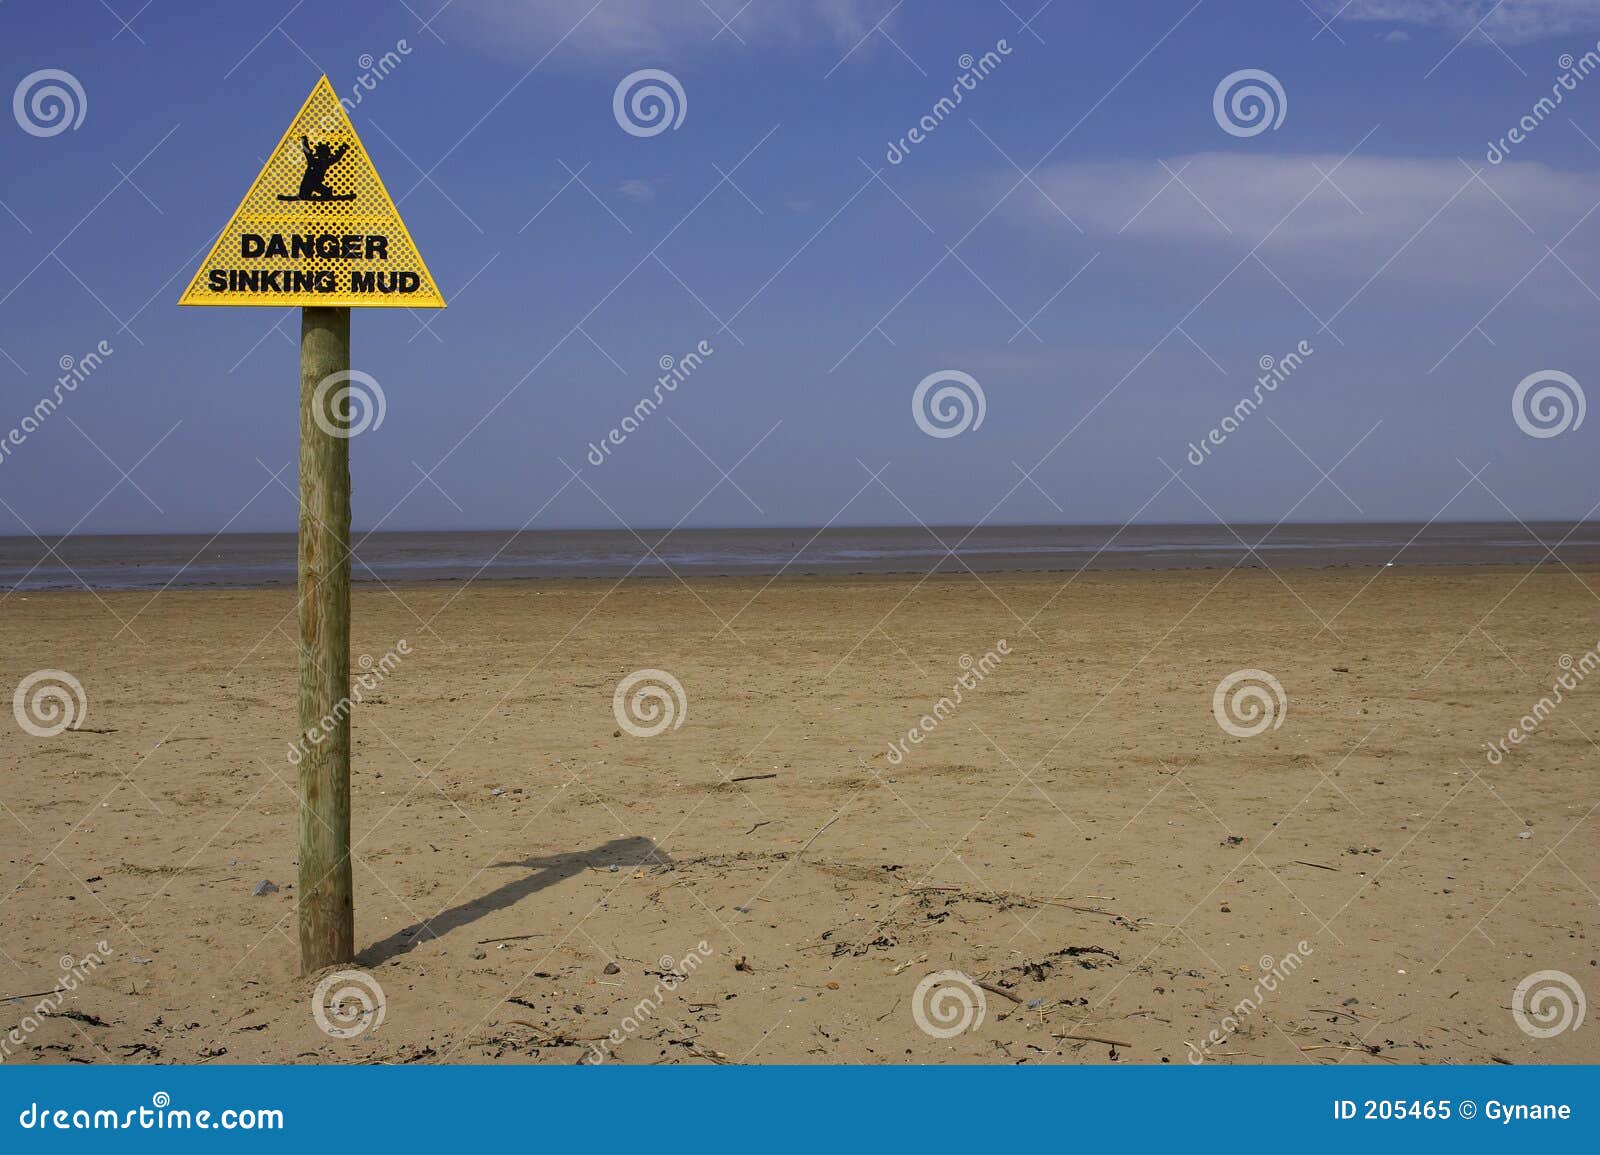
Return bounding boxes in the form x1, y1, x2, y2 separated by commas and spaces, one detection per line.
297, 305, 354, 972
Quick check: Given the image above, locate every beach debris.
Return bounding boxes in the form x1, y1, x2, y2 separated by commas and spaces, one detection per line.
734, 956, 754, 973
228, 858, 242, 867
730, 773, 778, 783
491, 787, 506, 796
977, 980, 1025, 1004
470, 947, 486, 960
1053, 1031, 1132, 1048
1294, 860, 1338, 871
603, 961, 621, 975
251, 879, 279, 897
1516, 831, 1532, 839
131, 955, 153, 965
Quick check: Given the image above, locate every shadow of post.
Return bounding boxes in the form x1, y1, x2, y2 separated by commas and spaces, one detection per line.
359, 835, 667, 966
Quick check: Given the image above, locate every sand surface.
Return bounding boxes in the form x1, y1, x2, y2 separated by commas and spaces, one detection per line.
2, 566, 1596, 1065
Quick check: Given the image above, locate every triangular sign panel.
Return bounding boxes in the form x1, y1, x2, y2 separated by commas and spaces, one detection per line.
180, 76, 445, 308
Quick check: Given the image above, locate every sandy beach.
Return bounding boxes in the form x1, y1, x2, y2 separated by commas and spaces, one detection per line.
2, 565, 1595, 1065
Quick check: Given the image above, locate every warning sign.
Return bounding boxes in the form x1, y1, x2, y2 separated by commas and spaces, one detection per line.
179, 76, 445, 308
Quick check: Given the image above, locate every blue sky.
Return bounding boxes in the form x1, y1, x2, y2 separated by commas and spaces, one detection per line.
2, 0, 1599, 534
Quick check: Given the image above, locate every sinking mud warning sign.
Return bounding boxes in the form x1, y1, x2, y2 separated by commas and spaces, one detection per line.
179, 75, 444, 308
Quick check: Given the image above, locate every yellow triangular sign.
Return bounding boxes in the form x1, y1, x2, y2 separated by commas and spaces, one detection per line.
180, 76, 445, 308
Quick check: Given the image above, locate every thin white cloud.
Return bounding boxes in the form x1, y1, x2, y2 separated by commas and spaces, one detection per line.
453, 0, 899, 59
1321, 0, 1600, 44
1003, 153, 1600, 286
617, 177, 660, 201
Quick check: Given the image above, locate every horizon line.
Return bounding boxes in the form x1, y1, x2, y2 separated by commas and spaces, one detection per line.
4, 516, 1597, 541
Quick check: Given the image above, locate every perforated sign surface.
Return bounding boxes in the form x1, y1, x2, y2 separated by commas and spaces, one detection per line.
179, 76, 445, 308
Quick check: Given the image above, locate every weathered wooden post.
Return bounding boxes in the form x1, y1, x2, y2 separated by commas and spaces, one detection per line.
180, 77, 445, 973
297, 305, 354, 969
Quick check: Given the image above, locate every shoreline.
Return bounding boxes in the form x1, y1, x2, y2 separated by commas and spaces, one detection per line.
7, 557, 1598, 596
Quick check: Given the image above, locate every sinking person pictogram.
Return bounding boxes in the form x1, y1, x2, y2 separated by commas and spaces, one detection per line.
277, 136, 357, 202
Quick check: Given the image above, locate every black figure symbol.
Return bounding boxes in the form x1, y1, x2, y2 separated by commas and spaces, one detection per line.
276, 135, 356, 202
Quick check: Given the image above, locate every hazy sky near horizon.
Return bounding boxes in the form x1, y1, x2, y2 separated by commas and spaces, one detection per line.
2, 0, 1599, 535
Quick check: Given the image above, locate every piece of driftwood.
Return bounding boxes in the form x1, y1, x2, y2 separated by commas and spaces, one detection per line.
1053, 1031, 1133, 1048
976, 980, 1025, 1005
